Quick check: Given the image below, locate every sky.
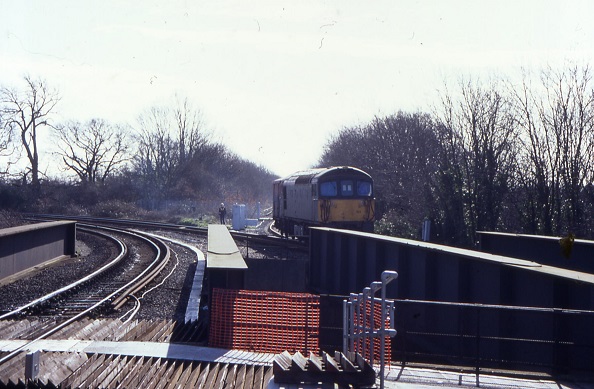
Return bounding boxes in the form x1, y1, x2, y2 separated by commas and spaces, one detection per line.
1, 0, 594, 178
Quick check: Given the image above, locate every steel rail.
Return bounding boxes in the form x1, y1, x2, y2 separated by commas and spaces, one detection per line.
26, 213, 208, 236
76, 223, 171, 310
0, 227, 127, 321
0, 225, 171, 366
29, 212, 307, 252
111, 238, 170, 309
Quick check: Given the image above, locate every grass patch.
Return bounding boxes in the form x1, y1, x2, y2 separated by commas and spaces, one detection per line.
178, 217, 212, 228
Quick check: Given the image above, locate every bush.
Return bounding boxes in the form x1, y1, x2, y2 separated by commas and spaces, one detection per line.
374, 209, 420, 239
91, 200, 145, 219
0, 210, 25, 228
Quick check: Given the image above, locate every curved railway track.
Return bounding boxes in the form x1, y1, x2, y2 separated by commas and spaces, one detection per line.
1, 215, 304, 333
0, 227, 127, 321
10, 214, 306, 323
0, 214, 313, 386
29, 213, 308, 251
0, 223, 171, 366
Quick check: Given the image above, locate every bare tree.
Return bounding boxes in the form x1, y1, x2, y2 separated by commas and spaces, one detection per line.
319, 112, 440, 238
133, 97, 210, 205
0, 113, 14, 176
135, 106, 177, 195
435, 78, 519, 245
512, 65, 594, 236
173, 95, 208, 167
0, 76, 59, 189
54, 118, 131, 184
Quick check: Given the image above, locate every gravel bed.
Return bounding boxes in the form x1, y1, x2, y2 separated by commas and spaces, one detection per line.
113, 230, 207, 321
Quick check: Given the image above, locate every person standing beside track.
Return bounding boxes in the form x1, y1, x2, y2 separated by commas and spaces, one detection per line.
218, 203, 227, 224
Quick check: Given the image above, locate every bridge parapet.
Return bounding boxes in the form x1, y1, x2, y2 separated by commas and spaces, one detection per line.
0, 221, 76, 283
478, 230, 594, 273
309, 227, 594, 374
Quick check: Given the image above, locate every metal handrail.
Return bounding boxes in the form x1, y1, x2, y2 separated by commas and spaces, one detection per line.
392, 298, 594, 375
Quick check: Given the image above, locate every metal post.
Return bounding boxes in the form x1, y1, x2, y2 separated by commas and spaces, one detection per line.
25, 351, 40, 382
349, 293, 357, 351
386, 301, 395, 333
422, 219, 431, 241
356, 293, 364, 354
343, 299, 349, 354
475, 305, 480, 384
380, 271, 398, 389
369, 281, 382, 365
387, 301, 397, 336
362, 287, 371, 359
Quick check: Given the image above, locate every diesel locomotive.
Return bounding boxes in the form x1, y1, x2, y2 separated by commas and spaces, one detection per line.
273, 166, 375, 237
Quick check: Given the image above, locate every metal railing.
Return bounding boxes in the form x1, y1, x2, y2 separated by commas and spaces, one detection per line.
343, 270, 398, 389
393, 299, 594, 376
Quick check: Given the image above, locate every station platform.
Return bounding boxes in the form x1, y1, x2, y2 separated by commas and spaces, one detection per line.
207, 224, 247, 269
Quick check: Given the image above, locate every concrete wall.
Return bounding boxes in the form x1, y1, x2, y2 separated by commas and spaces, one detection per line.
0, 221, 76, 281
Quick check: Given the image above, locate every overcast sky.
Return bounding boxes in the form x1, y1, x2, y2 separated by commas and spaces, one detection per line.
1, 1, 593, 177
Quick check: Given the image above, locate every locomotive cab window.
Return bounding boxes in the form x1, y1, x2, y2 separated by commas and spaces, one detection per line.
320, 181, 337, 197
357, 181, 372, 196
341, 180, 353, 196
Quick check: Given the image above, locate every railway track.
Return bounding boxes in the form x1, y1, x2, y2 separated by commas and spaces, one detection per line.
5, 215, 305, 324
0, 214, 311, 386
0, 226, 126, 320
28, 213, 308, 252
1, 214, 304, 329
0, 224, 171, 367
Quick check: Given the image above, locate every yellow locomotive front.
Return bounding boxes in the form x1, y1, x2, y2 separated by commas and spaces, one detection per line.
273, 166, 375, 237
314, 171, 375, 232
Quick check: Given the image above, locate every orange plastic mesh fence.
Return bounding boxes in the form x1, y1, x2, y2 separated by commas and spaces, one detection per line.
209, 288, 320, 354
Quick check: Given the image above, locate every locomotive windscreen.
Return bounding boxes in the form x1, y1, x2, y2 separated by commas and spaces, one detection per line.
357, 181, 372, 196
320, 181, 338, 196
319, 178, 372, 198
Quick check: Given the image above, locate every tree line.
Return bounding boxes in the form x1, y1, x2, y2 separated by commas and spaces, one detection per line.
0, 76, 275, 220
318, 65, 594, 247
3, 65, 593, 242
